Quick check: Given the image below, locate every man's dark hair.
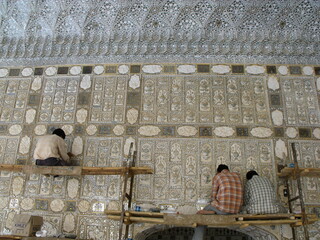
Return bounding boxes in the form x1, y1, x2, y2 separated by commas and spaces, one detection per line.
217, 164, 229, 173
52, 128, 66, 139
246, 170, 259, 180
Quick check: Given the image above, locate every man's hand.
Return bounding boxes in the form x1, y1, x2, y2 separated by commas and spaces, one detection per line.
196, 210, 216, 215
67, 152, 75, 157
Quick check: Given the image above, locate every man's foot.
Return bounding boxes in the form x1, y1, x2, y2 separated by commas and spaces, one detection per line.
196, 210, 216, 215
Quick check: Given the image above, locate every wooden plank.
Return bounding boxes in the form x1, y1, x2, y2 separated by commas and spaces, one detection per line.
106, 210, 164, 217
0, 165, 153, 176
0, 236, 22, 240
164, 214, 237, 226
108, 215, 164, 224
0, 165, 23, 172
106, 212, 318, 227
278, 167, 320, 178
22, 166, 82, 175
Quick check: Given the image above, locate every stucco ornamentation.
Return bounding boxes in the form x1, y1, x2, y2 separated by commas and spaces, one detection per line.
177, 65, 196, 74
245, 65, 265, 74
21, 67, 33, 76
177, 126, 197, 136
127, 108, 139, 124
50, 199, 65, 212
34, 125, 47, 135
72, 136, 83, 156
0, 198, 8, 210
25, 109, 36, 124
70, 66, 81, 75
138, 126, 161, 136
113, 125, 125, 136
313, 128, 320, 139
76, 109, 87, 123
142, 65, 162, 74
212, 65, 231, 74
63, 214, 75, 232
302, 66, 313, 75
45, 67, 57, 76
213, 127, 234, 137
271, 110, 283, 126
267, 76, 279, 91
86, 125, 97, 135
129, 75, 140, 89
278, 66, 288, 75
0, 68, 8, 77
94, 65, 104, 75
80, 75, 91, 90
67, 178, 79, 199
31, 76, 42, 91
21, 198, 34, 211
9, 125, 22, 135
118, 65, 129, 74
19, 136, 31, 154
61, 125, 73, 135
12, 177, 24, 195
286, 127, 298, 138
275, 139, 287, 159
250, 127, 273, 138
78, 200, 90, 213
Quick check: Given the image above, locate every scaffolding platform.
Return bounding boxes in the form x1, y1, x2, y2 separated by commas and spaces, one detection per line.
106, 210, 319, 228
0, 164, 153, 176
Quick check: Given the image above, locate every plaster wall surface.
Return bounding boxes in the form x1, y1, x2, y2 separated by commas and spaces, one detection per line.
0, 63, 319, 239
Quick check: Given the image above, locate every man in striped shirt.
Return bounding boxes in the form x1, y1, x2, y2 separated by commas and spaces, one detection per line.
244, 170, 286, 214
192, 164, 243, 240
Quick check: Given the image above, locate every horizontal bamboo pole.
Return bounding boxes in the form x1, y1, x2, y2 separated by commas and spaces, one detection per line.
0, 164, 153, 176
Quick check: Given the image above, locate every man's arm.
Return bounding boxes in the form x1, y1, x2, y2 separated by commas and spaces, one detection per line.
57, 138, 70, 162
211, 174, 220, 202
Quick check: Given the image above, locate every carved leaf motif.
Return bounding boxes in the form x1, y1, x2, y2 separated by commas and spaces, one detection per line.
231, 143, 241, 163
201, 144, 212, 163
170, 165, 182, 186
170, 143, 181, 162
141, 143, 152, 161
186, 156, 196, 175
155, 155, 166, 175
